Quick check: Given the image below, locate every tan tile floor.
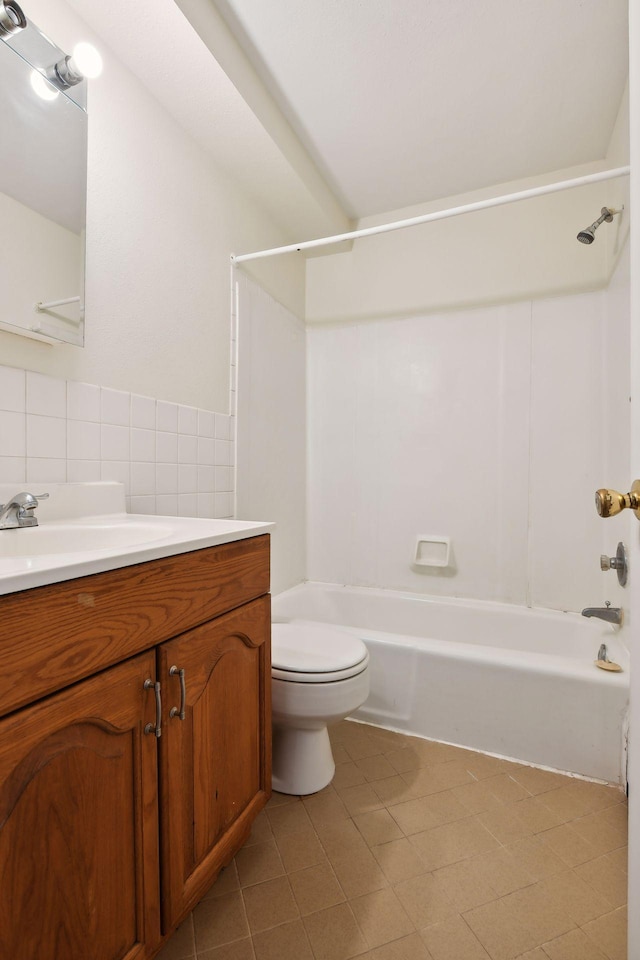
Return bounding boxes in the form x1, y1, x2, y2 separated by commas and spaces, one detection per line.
156, 720, 628, 960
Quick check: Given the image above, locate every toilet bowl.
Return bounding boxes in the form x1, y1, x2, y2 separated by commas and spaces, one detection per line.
271, 621, 370, 796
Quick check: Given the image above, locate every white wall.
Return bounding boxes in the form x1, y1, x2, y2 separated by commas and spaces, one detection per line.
307, 248, 630, 614
0, 0, 305, 414
235, 273, 306, 594
306, 88, 629, 325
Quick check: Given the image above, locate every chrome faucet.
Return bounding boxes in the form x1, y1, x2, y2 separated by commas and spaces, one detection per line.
581, 601, 623, 625
0, 491, 49, 529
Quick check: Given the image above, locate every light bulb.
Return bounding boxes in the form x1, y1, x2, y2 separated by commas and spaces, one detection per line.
30, 69, 59, 101
69, 42, 103, 79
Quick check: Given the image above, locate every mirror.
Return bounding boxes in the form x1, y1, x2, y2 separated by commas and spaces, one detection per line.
0, 7, 87, 346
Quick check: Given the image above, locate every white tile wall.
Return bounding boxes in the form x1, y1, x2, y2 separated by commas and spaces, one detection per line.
0, 367, 235, 518
307, 252, 630, 614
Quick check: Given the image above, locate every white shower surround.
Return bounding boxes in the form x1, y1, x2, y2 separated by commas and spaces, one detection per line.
272, 582, 629, 784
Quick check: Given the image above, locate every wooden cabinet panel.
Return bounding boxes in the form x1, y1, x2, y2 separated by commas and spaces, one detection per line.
159, 597, 271, 929
0, 535, 270, 718
0, 652, 161, 960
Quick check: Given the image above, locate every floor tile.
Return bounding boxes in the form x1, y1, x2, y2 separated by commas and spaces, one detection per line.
581, 906, 627, 960
355, 808, 405, 846
175, 725, 627, 960
331, 847, 390, 898
275, 826, 327, 873
393, 873, 457, 928
288, 862, 345, 915
203, 862, 241, 900
350, 887, 415, 948
302, 902, 369, 960
155, 916, 195, 960
193, 892, 250, 952
540, 927, 608, 959
266, 800, 313, 837
235, 840, 285, 887
409, 816, 500, 872
251, 919, 314, 960
356, 754, 399, 781
576, 854, 627, 908
420, 915, 491, 959
365, 932, 434, 960
333, 761, 368, 789
371, 838, 428, 884
432, 857, 501, 913
198, 940, 256, 960
242, 877, 299, 933
462, 897, 538, 960
536, 870, 613, 925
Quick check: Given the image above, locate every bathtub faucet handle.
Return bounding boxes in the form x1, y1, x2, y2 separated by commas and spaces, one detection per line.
595, 482, 640, 520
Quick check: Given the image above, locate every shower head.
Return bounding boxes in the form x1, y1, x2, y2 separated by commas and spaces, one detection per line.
577, 207, 621, 245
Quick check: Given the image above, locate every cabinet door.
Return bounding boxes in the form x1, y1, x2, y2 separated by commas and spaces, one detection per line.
159, 596, 271, 929
0, 651, 161, 960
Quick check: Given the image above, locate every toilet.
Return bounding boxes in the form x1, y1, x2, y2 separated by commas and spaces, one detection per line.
271, 621, 370, 795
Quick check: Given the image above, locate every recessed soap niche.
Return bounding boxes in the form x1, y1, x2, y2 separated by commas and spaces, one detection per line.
414, 535, 451, 568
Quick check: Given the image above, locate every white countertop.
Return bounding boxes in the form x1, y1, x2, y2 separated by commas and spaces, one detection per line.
0, 482, 273, 596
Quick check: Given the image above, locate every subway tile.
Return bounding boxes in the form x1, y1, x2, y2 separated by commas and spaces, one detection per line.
0, 365, 25, 412
178, 435, 198, 464
156, 494, 179, 516
131, 462, 156, 497
67, 381, 100, 422
215, 466, 233, 492
131, 427, 155, 462
178, 493, 198, 517
198, 437, 215, 465
67, 460, 101, 482
178, 405, 198, 435
0, 456, 26, 483
198, 409, 215, 438
26, 415, 65, 459
178, 464, 198, 494
157, 431, 178, 463
101, 388, 130, 426
101, 460, 130, 494
26, 458, 66, 483
0, 411, 26, 456
157, 463, 178, 495
26, 372, 65, 417
214, 492, 233, 518
157, 400, 178, 433
215, 413, 231, 440
101, 424, 130, 461
67, 420, 100, 460
198, 465, 215, 493
131, 394, 156, 429
197, 494, 215, 518
130, 495, 156, 515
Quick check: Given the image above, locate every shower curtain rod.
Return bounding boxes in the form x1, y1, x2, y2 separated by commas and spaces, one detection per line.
231, 165, 630, 265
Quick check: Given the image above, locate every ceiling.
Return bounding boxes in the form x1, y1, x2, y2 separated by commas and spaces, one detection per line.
212, 0, 629, 218
66, 0, 628, 237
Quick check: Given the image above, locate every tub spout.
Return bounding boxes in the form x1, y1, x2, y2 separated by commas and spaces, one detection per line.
581, 602, 622, 625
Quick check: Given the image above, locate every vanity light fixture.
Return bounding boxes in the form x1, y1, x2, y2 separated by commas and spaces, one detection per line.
30, 69, 59, 101
0, 0, 26, 38
48, 41, 103, 89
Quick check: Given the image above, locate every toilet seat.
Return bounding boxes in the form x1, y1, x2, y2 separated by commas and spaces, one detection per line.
272, 622, 369, 683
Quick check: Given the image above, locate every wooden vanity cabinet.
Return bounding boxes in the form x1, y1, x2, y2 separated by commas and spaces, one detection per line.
159, 596, 271, 927
0, 534, 271, 960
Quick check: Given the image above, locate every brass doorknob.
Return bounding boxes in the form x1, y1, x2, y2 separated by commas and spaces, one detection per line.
595, 480, 640, 519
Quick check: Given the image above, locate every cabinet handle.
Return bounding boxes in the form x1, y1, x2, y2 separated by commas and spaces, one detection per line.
143, 678, 162, 738
169, 665, 186, 720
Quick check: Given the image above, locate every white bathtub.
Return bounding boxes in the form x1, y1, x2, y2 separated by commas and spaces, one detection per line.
271, 582, 630, 784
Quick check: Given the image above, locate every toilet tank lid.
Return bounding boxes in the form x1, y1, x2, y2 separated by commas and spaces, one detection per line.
271, 621, 368, 674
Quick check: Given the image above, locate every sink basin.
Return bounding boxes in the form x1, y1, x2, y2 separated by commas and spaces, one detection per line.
0, 482, 274, 596
0, 520, 174, 558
